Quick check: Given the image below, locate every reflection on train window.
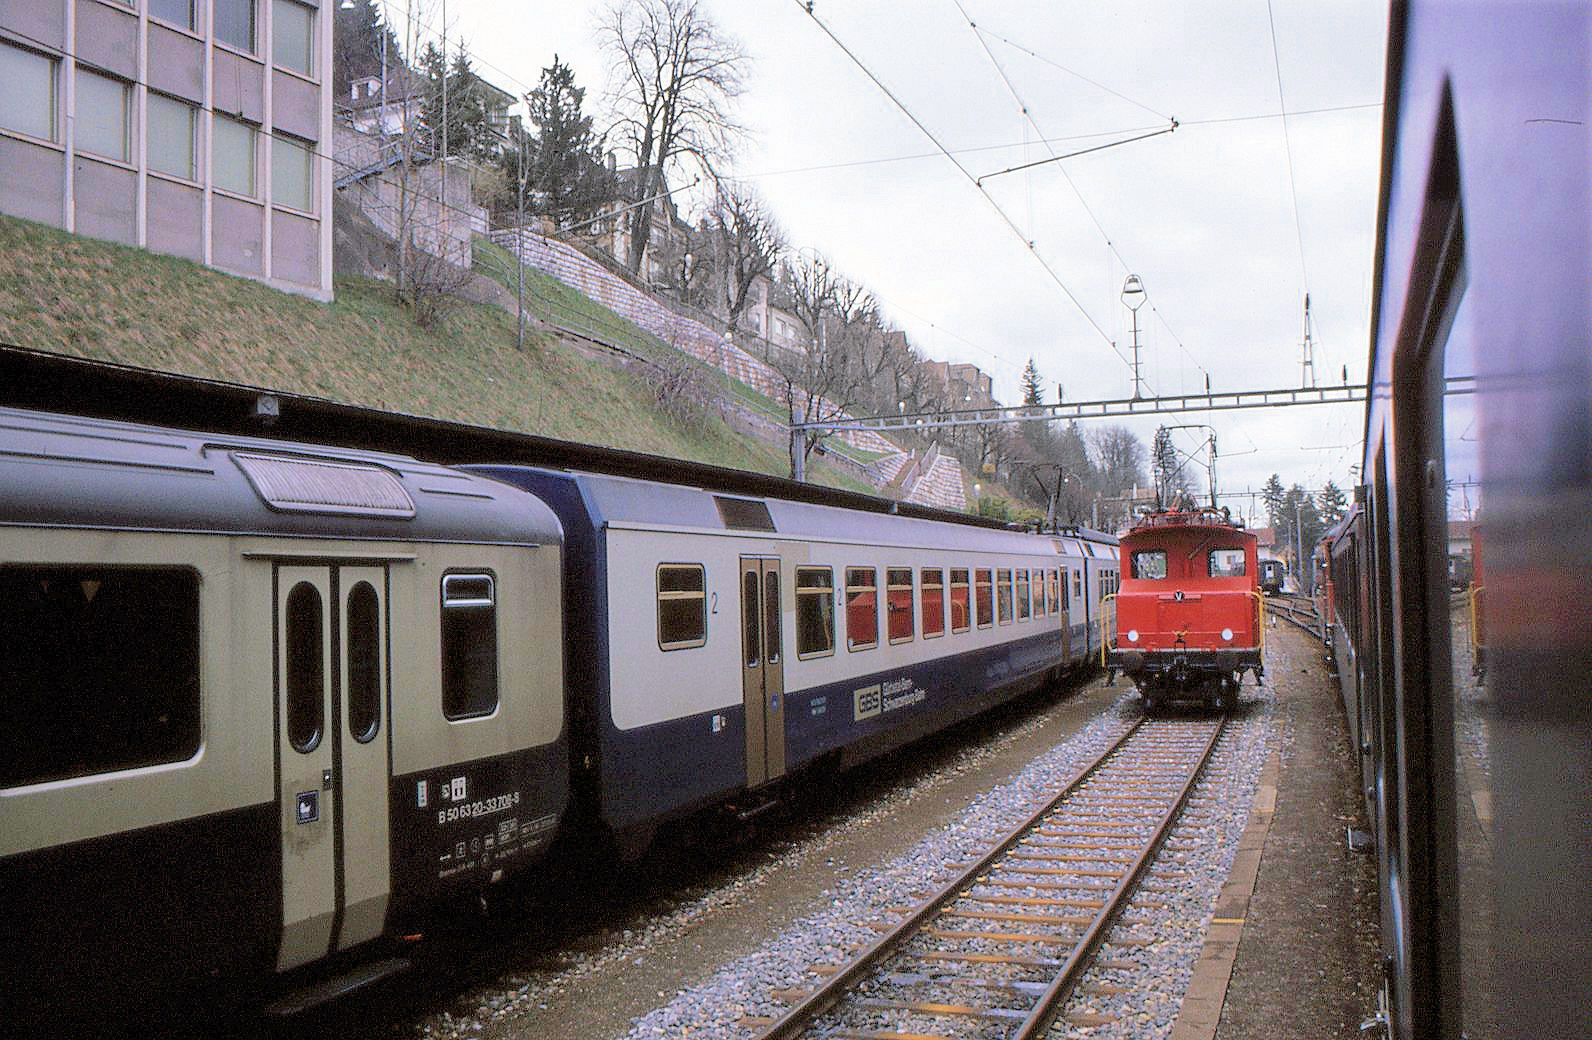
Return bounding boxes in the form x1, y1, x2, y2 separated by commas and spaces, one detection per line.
949, 568, 971, 633
0, 565, 201, 788
920, 568, 945, 638
764, 571, 781, 665
286, 581, 325, 752
657, 564, 707, 650
887, 567, 914, 644
1060, 569, 1070, 611
996, 569, 1014, 625
1072, 570, 1082, 599
441, 572, 499, 719
1132, 550, 1168, 579
741, 570, 760, 668
845, 567, 878, 651
795, 567, 835, 658
1017, 570, 1031, 620
975, 568, 994, 628
346, 581, 381, 743
1208, 549, 1247, 578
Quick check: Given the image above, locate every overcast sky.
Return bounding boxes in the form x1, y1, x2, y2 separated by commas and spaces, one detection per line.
409, 0, 1388, 522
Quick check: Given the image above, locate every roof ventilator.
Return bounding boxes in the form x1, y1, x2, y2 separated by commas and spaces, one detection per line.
232, 451, 416, 518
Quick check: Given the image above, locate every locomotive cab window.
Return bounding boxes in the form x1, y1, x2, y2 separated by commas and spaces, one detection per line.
886, 567, 914, 644
1, 565, 201, 788
657, 564, 707, 650
796, 567, 835, 658
1208, 549, 1247, 578
845, 567, 878, 651
1131, 550, 1168, 580
441, 573, 499, 720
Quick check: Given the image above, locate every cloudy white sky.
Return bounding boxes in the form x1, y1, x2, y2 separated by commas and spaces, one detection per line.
407, 0, 1389, 521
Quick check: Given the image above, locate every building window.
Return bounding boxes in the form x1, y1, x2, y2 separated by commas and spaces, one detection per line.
657, 564, 706, 650
440, 573, 498, 720
795, 567, 835, 658
845, 567, 877, 651
920, 568, 945, 638
215, 0, 256, 53
76, 69, 131, 162
0, 566, 201, 789
271, 133, 313, 211
213, 114, 257, 196
273, 0, 314, 76
0, 42, 56, 141
150, 0, 196, 31
948, 568, 970, 633
148, 93, 197, 180
975, 568, 993, 628
886, 567, 913, 644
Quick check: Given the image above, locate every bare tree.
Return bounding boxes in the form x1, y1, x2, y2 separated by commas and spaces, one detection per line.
599, 0, 747, 275
771, 252, 862, 476
705, 180, 784, 331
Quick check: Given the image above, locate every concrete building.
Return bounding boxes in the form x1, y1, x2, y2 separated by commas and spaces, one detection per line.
922, 360, 999, 408
0, 0, 334, 299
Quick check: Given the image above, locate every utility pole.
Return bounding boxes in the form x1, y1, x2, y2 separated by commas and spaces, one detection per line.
1300, 293, 1317, 388
515, 129, 525, 351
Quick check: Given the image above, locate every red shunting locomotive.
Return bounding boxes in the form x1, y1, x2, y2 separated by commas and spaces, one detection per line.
1106, 508, 1263, 710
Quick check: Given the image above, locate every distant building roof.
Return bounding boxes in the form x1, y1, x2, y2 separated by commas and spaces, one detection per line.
1249, 526, 1277, 548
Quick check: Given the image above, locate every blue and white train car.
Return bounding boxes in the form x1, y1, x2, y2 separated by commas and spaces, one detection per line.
1054, 526, 1120, 665
474, 466, 1089, 850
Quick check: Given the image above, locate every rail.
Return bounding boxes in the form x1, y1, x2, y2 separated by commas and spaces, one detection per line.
749, 716, 1225, 1040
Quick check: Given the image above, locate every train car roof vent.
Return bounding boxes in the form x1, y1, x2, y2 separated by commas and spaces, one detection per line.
232, 451, 416, 518
714, 495, 775, 532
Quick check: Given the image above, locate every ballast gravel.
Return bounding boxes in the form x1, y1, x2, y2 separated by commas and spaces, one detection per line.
609, 682, 1278, 1040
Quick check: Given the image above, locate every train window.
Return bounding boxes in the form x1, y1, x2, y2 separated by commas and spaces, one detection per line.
886, 568, 914, 644
0, 565, 201, 788
1017, 570, 1031, 620
949, 568, 971, 633
1050, 570, 1061, 613
1072, 570, 1082, 599
1061, 569, 1071, 611
1132, 551, 1168, 580
996, 569, 1013, 625
441, 573, 499, 720
975, 569, 993, 628
657, 564, 707, 651
796, 567, 835, 658
764, 572, 781, 665
845, 567, 878, 651
742, 571, 761, 667
920, 568, 945, 638
286, 581, 325, 753
1208, 549, 1247, 578
346, 581, 381, 743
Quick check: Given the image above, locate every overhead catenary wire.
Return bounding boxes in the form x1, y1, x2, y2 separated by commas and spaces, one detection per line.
1264, 0, 1311, 299
793, 0, 1145, 388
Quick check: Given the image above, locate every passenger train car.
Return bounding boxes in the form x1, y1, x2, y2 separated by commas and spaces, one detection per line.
1319, 3, 1591, 1038
0, 407, 568, 1018
0, 365, 1120, 1019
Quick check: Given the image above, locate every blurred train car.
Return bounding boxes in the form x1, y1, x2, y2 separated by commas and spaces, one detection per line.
1321, 2, 1592, 1036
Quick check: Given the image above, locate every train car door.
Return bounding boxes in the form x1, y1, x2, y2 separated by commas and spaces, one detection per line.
275, 564, 392, 972
739, 557, 786, 787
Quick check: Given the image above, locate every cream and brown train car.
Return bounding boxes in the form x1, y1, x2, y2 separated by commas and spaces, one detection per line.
0, 407, 566, 1019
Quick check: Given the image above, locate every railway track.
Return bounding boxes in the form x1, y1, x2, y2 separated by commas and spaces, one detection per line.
746, 714, 1226, 1040
1266, 593, 1323, 640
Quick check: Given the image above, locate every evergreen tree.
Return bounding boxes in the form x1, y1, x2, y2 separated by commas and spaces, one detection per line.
1317, 480, 1348, 528
418, 45, 495, 161
1261, 473, 1287, 529
1020, 358, 1045, 407
333, 0, 400, 102
518, 56, 616, 230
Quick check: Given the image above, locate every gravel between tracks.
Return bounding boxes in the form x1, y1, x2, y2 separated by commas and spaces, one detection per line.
607, 680, 1278, 1039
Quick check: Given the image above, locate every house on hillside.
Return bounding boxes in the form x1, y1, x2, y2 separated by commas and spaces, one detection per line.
731, 270, 807, 366
923, 361, 1000, 409
586, 165, 695, 289
0, 0, 335, 299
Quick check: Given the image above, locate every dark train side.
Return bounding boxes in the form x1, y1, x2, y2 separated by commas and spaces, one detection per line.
1313, 3, 1590, 1038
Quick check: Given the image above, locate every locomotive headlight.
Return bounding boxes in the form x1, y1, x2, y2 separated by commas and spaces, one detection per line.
1126, 629, 1139, 643
1221, 628, 1234, 642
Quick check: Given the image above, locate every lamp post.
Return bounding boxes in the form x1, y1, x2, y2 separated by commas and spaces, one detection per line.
1122, 274, 1147, 399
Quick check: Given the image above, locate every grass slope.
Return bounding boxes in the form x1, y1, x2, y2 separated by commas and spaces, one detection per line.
0, 214, 874, 493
